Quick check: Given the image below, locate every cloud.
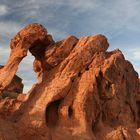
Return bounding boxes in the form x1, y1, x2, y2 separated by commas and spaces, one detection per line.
19, 0, 98, 13
0, 21, 23, 66
0, 21, 22, 35
116, 46, 140, 62
130, 48, 140, 61
0, 44, 10, 64
0, 4, 8, 16
0, 0, 99, 39
126, 48, 140, 74
22, 79, 37, 93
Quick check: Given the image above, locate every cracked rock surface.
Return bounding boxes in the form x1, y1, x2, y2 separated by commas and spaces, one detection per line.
0, 23, 140, 140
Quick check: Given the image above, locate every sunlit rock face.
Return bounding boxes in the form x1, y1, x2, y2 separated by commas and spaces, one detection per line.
0, 23, 140, 140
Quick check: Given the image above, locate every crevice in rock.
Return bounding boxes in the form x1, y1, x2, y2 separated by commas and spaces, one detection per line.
92, 112, 101, 134
121, 75, 125, 83
120, 129, 126, 140
71, 79, 74, 83
136, 101, 140, 127
105, 81, 111, 90
102, 109, 107, 122
125, 101, 136, 121
96, 69, 114, 100
125, 68, 129, 73
78, 72, 82, 77
96, 70, 103, 99
101, 101, 108, 123
71, 78, 75, 83
85, 67, 89, 71
45, 99, 62, 128
72, 43, 77, 47
68, 106, 73, 118
125, 80, 131, 96
116, 110, 121, 121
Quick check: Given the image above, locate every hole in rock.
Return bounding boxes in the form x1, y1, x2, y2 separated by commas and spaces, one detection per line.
17, 53, 37, 93
85, 67, 89, 71
72, 43, 77, 47
45, 99, 62, 128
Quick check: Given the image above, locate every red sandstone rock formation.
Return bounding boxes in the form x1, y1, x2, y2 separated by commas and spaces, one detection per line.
0, 23, 140, 140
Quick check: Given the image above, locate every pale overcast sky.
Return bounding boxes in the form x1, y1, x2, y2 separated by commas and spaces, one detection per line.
0, 0, 140, 92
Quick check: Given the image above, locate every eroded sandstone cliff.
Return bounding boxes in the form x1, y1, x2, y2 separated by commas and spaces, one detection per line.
0, 23, 140, 140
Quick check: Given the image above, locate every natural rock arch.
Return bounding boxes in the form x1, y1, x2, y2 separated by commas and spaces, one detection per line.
0, 23, 54, 92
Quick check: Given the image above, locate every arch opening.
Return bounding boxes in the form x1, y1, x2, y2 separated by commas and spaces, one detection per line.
17, 53, 37, 93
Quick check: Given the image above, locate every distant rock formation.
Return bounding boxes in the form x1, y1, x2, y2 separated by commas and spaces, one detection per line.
0, 65, 23, 98
0, 23, 140, 140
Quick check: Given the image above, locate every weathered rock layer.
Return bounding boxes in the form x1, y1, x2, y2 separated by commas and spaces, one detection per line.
0, 23, 140, 140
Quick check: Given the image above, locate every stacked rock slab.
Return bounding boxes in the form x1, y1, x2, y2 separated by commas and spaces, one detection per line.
0, 23, 139, 140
